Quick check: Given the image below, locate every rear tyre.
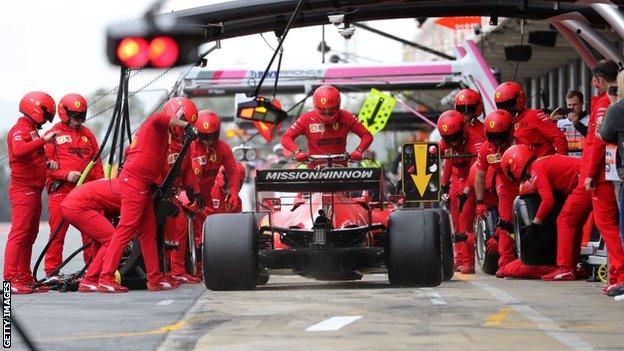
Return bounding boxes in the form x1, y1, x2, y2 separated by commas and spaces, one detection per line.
185, 213, 198, 276
434, 209, 454, 281
388, 209, 442, 287
474, 207, 499, 275
513, 194, 561, 266
203, 213, 258, 291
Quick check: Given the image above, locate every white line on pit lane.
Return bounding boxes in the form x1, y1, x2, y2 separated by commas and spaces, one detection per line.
305, 316, 363, 332
157, 299, 175, 306
419, 288, 448, 305
471, 280, 594, 351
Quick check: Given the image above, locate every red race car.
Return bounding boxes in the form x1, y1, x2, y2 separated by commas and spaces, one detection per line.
202, 153, 450, 290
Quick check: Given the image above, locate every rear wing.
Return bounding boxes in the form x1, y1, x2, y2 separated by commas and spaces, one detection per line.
256, 167, 381, 193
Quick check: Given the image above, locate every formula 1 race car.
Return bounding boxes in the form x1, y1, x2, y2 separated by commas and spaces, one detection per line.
202, 153, 448, 290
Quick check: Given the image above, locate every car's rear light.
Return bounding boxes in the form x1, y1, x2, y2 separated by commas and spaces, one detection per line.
314, 227, 327, 246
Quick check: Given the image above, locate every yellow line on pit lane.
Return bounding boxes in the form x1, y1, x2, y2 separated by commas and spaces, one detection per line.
485, 307, 513, 327
36, 317, 201, 342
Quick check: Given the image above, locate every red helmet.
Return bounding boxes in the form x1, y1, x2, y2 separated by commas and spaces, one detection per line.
437, 110, 465, 144
58, 93, 87, 124
163, 97, 198, 124
313, 85, 341, 123
494, 81, 526, 114
454, 88, 483, 118
501, 144, 535, 183
19, 91, 56, 125
484, 109, 513, 144
196, 110, 221, 142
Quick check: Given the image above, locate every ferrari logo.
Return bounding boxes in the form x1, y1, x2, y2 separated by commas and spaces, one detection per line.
332, 122, 339, 130
194, 167, 200, 175
442, 124, 448, 132
514, 122, 520, 130
35, 101, 40, 106
495, 91, 502, 100
203, 121, 209, 130
458, 94, 465, 102
320, 97, 327, 106
489, 120, 495, 128
209, 153, 217, 162
74, 101, 81, 108
81, 136, 88, 142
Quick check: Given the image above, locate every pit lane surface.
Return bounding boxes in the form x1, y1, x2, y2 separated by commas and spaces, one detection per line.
2, 226, 623, 351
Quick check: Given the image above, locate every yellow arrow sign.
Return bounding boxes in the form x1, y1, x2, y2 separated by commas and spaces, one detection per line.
409, 144, 432, 197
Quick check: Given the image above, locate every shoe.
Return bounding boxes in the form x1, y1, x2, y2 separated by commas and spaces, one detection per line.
460, 265, 475, 274
78, 279, 99, 293
614, 294, 624, 301
171, 273, 201, 284
97, 279, 129, 293
10, 282, 33, 294
603, 283, 617, 294
147, 277, 180, 291
606, 283, 624, 297
541, 267, 576, 281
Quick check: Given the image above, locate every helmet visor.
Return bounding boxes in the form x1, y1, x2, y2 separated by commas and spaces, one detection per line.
495, 98, 517, 113
486, 130, 510, 143
441, 129, 464, 144
199, 130, 219, 142
42, 106, 54, 123
505, 168, 517, 183
66, 109, 87, 121
455, 103, 478, 115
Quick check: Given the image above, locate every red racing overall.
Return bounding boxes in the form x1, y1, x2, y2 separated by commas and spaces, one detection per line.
191, 140, 240, 246
160, 137, 200, 278
99, 111, 172, 286
280, 110, 373, 167
4, 118, 48, 285
61, 178, 121, 283
440, 131, 484, 272
44, 122, 104, 275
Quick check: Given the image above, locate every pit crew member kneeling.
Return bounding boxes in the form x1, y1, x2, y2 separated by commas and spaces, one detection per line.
500, 145, 581, 278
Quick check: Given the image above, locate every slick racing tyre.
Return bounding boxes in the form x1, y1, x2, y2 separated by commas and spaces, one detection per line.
388, 209, 442, 287
513, 193, 563, 266
203, 213, 258, 291
185, 212, 199, 276
474, 206, 500, 275
118, 238, 147, 290
434, 209, 454, 281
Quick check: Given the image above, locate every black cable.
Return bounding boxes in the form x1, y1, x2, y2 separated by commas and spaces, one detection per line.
250, 0, 307, 97
272, 47, 284, 99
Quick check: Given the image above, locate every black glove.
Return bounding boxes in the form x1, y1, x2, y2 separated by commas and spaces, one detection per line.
184, 124, 199, 140
186, 187, 196, 203
163, 200, 179, 218
196, 196, 205, 211
496, 218, 514, 233
441, 183, 450, 195
457, 193, 468, 212
150, 184, 176, 200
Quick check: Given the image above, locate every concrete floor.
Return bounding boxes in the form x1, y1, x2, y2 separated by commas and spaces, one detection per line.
1, 225, 623, 351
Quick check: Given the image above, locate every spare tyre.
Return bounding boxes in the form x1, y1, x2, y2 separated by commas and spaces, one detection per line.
513, 193, 564, 266
434, 209, 454, 281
